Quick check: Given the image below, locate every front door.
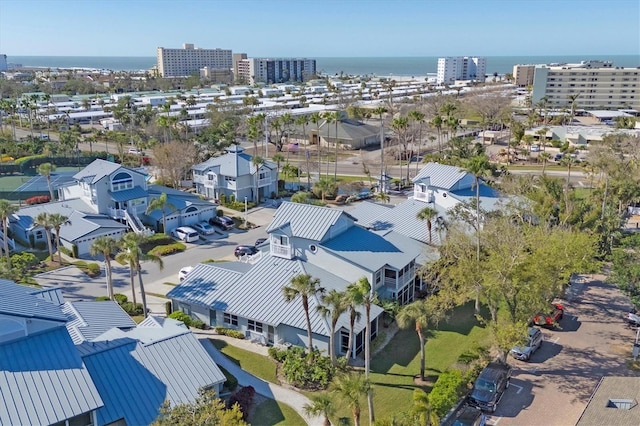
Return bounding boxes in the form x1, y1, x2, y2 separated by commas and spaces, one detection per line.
268, 325, 275, 345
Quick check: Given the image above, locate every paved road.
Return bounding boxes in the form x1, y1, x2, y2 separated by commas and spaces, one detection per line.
486, 274, 640, 425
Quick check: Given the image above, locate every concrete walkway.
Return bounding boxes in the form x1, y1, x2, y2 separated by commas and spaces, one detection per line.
196, 334, 324, 426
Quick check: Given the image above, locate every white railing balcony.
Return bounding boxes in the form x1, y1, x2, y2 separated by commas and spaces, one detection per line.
108, 207, 126, 219
413, 190, 429, 202
258, 178, 271, 187
270, 242, 292, 259
204, 180, 215, 188
193, 175, 205, 184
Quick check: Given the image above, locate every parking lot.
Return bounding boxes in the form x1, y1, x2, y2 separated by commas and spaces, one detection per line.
486, 274, 640, 425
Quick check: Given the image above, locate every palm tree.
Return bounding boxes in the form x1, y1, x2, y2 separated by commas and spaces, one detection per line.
331, 372, 371, 426
464, 154, 490, 312
146, 193, 176, 234
315, 176, 335, 203
374, 191, 390, 203
409, 110, 426, 175
0, 200, 17, 267
397, 299, 437, 381
372, 106, 388, 180
310, 111, 323, 178
35, 213, 54, 261
303, 393, 335, 426
417, 206, 438, 244
412, 389, 440, 426
282, 274, 325, 352
317, 289, 347, 363
391, 116, 410, 184
116, 232, 163, 317
90, 236, 118, 300
430, 115, 444, 153
37, 162, 57, 201
538, 152, 552, 175
252, 155, 265, 204
344, 293, 362, 362
347, 277, 377, 425
49, 213, 69, 264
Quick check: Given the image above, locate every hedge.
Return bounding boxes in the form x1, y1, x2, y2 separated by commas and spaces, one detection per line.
214, 326, 245, 339
149, 242, 186, 257
168, 311, 207, 329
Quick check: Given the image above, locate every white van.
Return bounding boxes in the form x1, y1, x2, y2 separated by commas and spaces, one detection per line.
172, 226, 200, 243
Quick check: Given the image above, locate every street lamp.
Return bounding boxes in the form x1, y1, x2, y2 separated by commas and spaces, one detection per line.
244, 196, 248, 227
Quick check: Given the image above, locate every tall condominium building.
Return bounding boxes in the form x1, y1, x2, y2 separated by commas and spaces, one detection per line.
513, 64, 536, 87
236, 58, 317, 85
0, 54, 7, 72
233, 53, 248, 83
436, 57, 486, 84
531, 60, 639, 109
156, 43, 232, 77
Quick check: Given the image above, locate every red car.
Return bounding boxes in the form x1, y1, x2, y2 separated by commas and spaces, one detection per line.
532, 303, 564, 327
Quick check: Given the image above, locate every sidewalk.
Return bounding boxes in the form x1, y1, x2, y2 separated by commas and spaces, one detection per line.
194, 330, 324, 426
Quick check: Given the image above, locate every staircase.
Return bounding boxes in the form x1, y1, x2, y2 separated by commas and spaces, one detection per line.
124, 210, 154, 237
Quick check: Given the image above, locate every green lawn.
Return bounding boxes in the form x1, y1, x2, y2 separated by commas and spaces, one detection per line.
210, 338, 279, 384
249, 399, 306, 426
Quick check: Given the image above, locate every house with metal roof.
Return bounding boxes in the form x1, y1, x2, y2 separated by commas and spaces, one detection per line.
288, 113, 381, 150
168, 201, 422, 357
62, 300, 137, 345
192, 145, 278, 202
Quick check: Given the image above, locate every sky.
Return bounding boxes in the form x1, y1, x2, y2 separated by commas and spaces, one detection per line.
1, 0, 639, 57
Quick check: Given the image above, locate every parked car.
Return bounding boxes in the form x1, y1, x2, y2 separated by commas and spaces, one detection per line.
554, 153, 564, 161
192, 221, 216, 236
530, 144, 540, 152
510, 327, 543, 361
128, 147, 145, 156
468, 362, 512, 413
442, 405, 487, 426
532, 303, 564, 327
234, 245, 258, 258
210, 215, 235, 230
171, 226, 200, 243
625, 309, 640, 329
178, 266, 194, 282
255, 238, 267, 247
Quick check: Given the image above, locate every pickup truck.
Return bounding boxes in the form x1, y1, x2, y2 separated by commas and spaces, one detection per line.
468, 362, 512, 413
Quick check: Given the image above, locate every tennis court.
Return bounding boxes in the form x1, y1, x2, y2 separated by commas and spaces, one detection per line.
14, 171, 77, 192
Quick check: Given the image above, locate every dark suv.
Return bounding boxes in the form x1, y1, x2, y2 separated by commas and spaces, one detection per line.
468, 362, 511, 413
210, 215, 234, 230
234, 245, 257, 258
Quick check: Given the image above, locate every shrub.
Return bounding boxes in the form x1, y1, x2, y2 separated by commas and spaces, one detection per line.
120, 301, 144, 315
268, 347, 288, 363
214, 326, 245, 339
190, 318, 207, 329
278, 347, 334, 390
228, 386, 255, 420
149, 243, 186, 257
95, 296, 110, 301
169, 311, 193, 326
25, 195, 50, 205
86, 262, 101, 276
428, 369, 467, 418
114, 294, 128, 305
59, 246, 73, 257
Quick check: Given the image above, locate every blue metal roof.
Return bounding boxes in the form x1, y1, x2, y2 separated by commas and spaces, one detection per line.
73, 159, 147, 184
79, 318, 225, 426
63, 301, 137, 345
59, 211, 128, 242
0, 326, 103, 426
108, 185, 149, 202
0, 279, 67, 322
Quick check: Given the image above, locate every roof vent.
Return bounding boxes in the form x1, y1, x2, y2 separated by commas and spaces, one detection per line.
607, 399, 637, 410
309, 244, 318, 254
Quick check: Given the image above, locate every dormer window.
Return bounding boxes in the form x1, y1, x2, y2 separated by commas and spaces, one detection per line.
111, 172, 133, 192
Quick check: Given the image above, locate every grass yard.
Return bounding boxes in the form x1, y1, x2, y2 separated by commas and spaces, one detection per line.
210, 338, 279, 384
249, 398, 306, 426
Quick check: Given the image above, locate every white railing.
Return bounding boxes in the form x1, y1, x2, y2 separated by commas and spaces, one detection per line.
413, 190, 433, 202
270, 243, 292, 259
124, 210, 154, 236
108, 207, 126, 219
240, 250, 262, 264
204, 180, 215, 188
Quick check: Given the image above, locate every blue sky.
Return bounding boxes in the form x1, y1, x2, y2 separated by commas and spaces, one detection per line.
1, 0, 639, 57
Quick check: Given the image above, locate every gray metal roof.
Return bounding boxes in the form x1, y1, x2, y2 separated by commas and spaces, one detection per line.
192, 146, 276, 177
412, 162, 473, 190
146, 186, 218, 220
63, 301, 137, 345
347, 201, 394, 226
79, 317, 225, 426
59, 211, 128, 243
267, 202, 355, 242
73, 159, 125, 184
0, 279, 67, 322
31, 287, 65, 305
11, 198, 95, 231
0, 326, 103, 426
108, 185, 148, 202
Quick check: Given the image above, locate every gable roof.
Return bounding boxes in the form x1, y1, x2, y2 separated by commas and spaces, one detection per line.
58, 211, 128, 242
63, 301, 137, 345
0, 326, 103, 426
0, 279, 67, 322
412, 162, 474, 190
146, 186, 218, 220
11, 198, 95, 231
78, 317, 225, 426
73, 159, 147, 184
267, 202, 355, 242
192, 146, 276, 177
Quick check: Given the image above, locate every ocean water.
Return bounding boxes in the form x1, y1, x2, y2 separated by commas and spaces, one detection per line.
8, 54, 639, 76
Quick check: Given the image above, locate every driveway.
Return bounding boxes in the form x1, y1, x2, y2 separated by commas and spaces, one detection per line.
487, 274, 640, 425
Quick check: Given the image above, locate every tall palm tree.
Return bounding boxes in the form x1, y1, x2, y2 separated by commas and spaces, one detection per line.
331, 372, 371, 426
282, 273, 325, 352
317, 289, 347, 363
146, 193, 176, 234
464, 154, 490, 312
0, 200, 17, 267
90, 236, 118, 300
116, 232, 163, 317
303, 393, 335, 426
35, 213, 54, 261
409, 110, 425, 175
345, 293, 362, 362
347, 277, 377, 425
37, 162, 57, 201
372, 106, 388, 181
397, 299, 437, 381
252, 155, 265, 204
310, 112, 323, 178
417, 206, 438, 244
538, 152, 552, 175
429, 115, 444, 153
49, 213, 69, 264
322, 112, 335, 178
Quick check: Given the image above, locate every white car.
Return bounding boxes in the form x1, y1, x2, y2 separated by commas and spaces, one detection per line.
179, 266, 194, 282
128, 147, 144, 156
192, 221, 216, 236
171, 226, 200, 243
530, 144, 540, 152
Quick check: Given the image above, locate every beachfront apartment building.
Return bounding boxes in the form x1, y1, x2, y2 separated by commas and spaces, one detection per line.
156, 43, 232, 77
513, 64, 536, 87
436, 56, 486, 84
0, 54, 7, 72
531, 60, 640, 110
236, 57, 317, 85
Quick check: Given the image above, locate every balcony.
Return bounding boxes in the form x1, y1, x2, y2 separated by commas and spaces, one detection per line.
413, 190, 432, 202
258, 177, 271, 187
270, 242, 292, 259
204, 180, 215, 189
108, 207, 126, 219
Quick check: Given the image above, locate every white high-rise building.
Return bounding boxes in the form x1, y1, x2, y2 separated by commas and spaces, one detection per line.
531, 60, 639, 109
436, 57, 486, 84
156, 43, 232, 77
236, 58, 316, 85
0, 54, 7, 72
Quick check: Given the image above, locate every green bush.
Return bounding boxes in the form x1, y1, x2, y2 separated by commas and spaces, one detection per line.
120, 301, 144, 315
268, 347, 288, 363
95, 296, 110, 301
428, 369, 467, 418
214, 326, 245, 339
87, 263, 101, 276
278, 346, 334, 390
149, 242, 186, 257
59, 245, 73, 257
169, 311, 192, 325
34, 241, 47, 250
114, 294, 128, 305
190, 318, 207, 329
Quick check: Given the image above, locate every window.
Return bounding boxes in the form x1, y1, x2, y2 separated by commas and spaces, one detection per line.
248, 320, 263, 333
273, 234, 289, 245
224, 313, 238, 326
111, 172, 133, 192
